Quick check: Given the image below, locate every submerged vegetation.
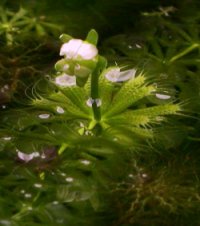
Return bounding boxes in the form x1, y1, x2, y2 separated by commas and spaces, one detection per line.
0, 0, 200, 225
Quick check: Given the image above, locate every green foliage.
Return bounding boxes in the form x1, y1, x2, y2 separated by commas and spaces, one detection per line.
0, 6, 61, 45
0, 28, 182, 226
0, 1, 200, 225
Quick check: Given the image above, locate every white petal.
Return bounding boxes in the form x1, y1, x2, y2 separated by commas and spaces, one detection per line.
38, 113, 50, 119
60, 39, 83, 58
56, 106, 65, 114
80, 160, 91, 165
156, 93, 171, 100
17, 150, 40, 162
77, 42, 98, 60
117, 69, 136, 82
65, 177, 74, 182
105, 68, 120, 82
86, 98, 101, 107
55, 73, 76, 87
3, 137, 12, 141
95, 99, 102, 107
86, 98, 95, 107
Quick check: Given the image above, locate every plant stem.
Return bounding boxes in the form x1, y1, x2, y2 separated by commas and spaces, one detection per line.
169, 43, 199, 63
91, 67, 101, 121
58, 143, 68, 155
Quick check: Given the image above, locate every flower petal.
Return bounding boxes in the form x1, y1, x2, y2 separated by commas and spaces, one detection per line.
77, 42, 98, 60
104, 67, 121, 82
17, 150, 40, 163
60, 39, 83, 58
156, 93, 171, 100
55, 73, 76, 87
117, 69, 136, 82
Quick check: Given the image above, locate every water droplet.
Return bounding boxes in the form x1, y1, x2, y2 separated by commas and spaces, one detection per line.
80, 160, 91, 165
65, 177, 74, 182
56, 106, 65, 114
38, 113, 50, 119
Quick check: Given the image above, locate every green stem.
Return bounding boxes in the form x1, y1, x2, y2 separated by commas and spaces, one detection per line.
91, 75, 101, 121
90, 62, 102, 121
58, 143, 68, 155
169, 43, 199, 63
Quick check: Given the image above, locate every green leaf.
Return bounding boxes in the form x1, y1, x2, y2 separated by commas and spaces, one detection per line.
59, 87, 91, 115
104, 74, 155, 117
33, 92, 90, 120
59, 33, 72, 43
86, 29, 98, 45
129, 104, 181, 117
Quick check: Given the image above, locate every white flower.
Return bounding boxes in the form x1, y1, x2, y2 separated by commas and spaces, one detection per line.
17, 150, 40, 163
86, 98, 102, 107
55, 73, 76, 87
105, 67, 136, 82
60, 39, 98, 60
155, 93, 171, 100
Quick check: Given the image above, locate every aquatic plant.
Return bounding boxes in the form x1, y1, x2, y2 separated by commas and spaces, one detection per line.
0, 29, 183, 225
0, 6, 61, 46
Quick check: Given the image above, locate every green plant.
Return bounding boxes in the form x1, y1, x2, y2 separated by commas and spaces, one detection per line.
0, 30, 181, 225
0, 6, 61, 46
